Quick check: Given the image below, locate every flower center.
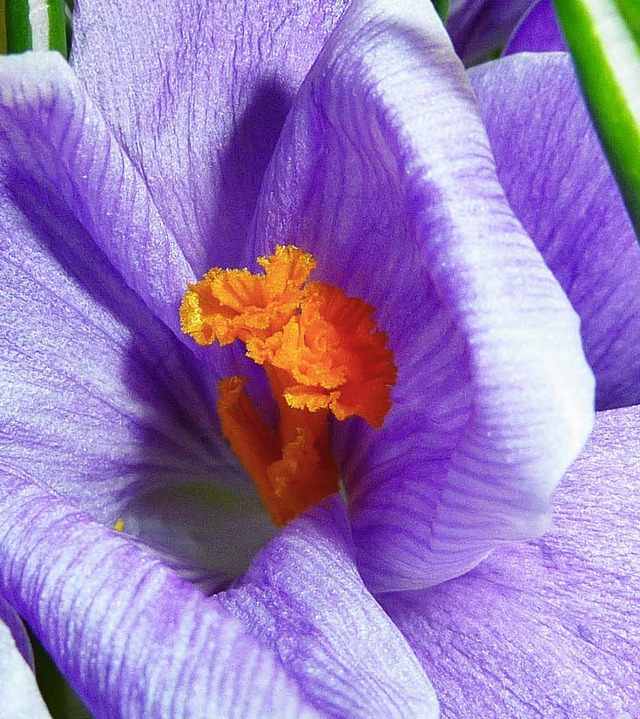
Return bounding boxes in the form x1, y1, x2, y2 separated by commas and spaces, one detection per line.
180, 246, 397, 526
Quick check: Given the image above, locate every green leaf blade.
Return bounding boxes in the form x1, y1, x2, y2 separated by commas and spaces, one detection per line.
553, 0, 640, 241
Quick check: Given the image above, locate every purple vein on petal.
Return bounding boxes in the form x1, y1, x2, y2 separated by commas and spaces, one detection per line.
71, 0, 350, 275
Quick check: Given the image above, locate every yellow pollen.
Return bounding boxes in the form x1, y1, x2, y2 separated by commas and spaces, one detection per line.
114, 518, 125, 532
181, 245, 397, 526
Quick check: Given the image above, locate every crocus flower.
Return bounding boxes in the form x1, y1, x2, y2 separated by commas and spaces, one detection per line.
0, 0, 638, 717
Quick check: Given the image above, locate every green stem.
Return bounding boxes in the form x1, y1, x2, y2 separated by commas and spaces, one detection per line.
27, 626, 94, 719
1, 0, 7, 53
5, 0, 31, 52
4, 0, 67, 56
28, 627, 68, 719
432, 0, 450, 22
47, 0, 66, 55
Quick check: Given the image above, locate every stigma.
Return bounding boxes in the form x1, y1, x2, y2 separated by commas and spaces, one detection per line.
180, 246, 397, 526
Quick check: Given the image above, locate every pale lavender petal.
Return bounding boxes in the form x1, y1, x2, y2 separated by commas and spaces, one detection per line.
0, 473, 437, 718
0, 52, 193, 334
71, 0, 349, 275
0, 177, 277, 579
249, 0, 594, 592
0, 595, 33, 668
0, 614, 52, 719
470, 53, 640, 409
504, 0, 566, 54
447, 0, 536, 64
0, 55, 277, 569
382, 405, 640, 718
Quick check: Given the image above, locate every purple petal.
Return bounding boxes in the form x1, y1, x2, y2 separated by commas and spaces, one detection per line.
221, 496, 439, 717
0, 52, 193, 334
0, 154, 237, 521
0, 475, 318, 718
249, 0, 594, 592
470, 53, 640, 409
0, 54, 263, 533
0, 473, 437, 717
381, 404, 640, 717
0, 610, 52, 719
504, 0, 566, 54
71, 0, 349, 275
0, 183, 273, 582
0, 52, 278, 576
446, 0, 536, 65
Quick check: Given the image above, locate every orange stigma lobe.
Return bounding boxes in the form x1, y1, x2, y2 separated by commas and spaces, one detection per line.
181, 245, 397, 526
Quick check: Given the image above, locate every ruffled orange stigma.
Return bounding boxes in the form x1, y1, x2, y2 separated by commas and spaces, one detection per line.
180, 245, 316, 347
181, 245, 397, 526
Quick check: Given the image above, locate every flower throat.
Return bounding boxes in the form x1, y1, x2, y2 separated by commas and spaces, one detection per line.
180, 246, 397, 526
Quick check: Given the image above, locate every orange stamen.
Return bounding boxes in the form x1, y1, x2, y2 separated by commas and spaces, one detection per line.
181, 246, 397, 526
